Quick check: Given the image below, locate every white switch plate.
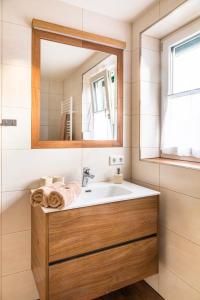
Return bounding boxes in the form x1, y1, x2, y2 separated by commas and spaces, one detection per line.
109, 155, 124, 165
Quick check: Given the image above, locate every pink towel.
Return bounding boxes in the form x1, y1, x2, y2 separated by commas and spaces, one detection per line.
30, 181, 81, 210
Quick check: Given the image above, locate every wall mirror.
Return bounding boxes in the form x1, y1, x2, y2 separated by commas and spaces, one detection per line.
32, 24, 124, 148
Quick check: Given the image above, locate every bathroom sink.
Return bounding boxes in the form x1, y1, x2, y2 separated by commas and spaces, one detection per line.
42, 181, 160, 213
81, 184, 132, 200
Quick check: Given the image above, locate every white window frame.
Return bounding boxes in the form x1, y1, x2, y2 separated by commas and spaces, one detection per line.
161, 18, 200, 163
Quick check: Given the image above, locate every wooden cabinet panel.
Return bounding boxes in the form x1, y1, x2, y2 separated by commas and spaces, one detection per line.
49, 236, 158, 300
48, 196, 158, 262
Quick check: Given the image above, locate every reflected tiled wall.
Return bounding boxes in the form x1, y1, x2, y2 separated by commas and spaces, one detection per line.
132, 0, 200, 299
1, 0, 132, 298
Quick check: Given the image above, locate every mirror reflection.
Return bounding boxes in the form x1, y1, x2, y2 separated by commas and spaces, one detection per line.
40, 40, 118, 141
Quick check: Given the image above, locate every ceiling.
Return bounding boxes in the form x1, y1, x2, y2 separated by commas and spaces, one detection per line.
41, 40, 96, 80
60, 0, 156, 22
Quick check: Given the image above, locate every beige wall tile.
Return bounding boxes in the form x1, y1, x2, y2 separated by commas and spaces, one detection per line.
132, 82, 140, 115
145, 274, 159, 292
2, 231, 31, 276
2, 22, 31, 67
2, 149, 82, 191
123, 83, 132, 116
160, 188, 200, 246
2, 107, 31, 149
159, 263, 200, 300
132, 115, 139, 147
160, 227, 200, 291
2, 64, 31, 108
2, 270, 39, 300
2, 191, 30, 234
132, 148, 160, 186
132, 48, 140, 83
123, 50, 132, 83
160, 164, 200, 199
159, 0, 188, 18
132, 178, 160, 192
123, 115, 132, 147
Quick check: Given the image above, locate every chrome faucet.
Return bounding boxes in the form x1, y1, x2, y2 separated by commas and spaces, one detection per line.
82, 167, 95, 187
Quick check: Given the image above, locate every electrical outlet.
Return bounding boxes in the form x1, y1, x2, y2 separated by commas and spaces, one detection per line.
109, 155, 124, 165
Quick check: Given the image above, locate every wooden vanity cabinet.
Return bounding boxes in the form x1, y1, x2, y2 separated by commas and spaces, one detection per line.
32, 196, 159, 300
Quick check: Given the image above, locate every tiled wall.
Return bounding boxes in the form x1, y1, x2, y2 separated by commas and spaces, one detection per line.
140, 34, 160, 159
40, 79, 64, 140
132, 0, 200, 299
0, 0, 132, 298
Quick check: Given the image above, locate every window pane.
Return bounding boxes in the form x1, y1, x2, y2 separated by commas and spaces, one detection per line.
172, 34, 200, 93
93, 77, 106, 112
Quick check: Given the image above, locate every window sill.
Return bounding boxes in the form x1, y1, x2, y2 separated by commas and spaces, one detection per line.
141, 157, 200, 171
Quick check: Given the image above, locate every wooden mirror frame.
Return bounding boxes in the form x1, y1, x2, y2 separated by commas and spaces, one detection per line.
32, 20, 124, 148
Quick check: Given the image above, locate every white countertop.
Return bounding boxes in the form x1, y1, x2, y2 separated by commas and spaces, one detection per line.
42, 181, 160, 214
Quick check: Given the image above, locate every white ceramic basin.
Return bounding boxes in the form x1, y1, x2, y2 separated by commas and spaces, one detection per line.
42, 181, 160, 213
81, 185, 132, 200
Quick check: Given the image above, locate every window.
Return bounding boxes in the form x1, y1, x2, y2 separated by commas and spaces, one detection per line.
161, 22, 200, 161
169, 34, 200, 94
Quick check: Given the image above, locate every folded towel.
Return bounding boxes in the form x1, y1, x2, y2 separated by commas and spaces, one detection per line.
30, 186, 52, 208
65, 181, 81, 196
30, 181, 81, 210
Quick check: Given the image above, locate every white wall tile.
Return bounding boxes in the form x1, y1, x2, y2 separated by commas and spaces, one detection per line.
2, 0, 83, 29
2, 190, 30, 234
141, 34, 160, 51
141, 48, 160, 83
2, 107, 31, 149
2, 64, 31, 108
82, 147, 131, 182
140, 147, 160, 159
2, 149, 82, 191
83, 9, 132, 50
2, 22, 31, 67
2, 270, 39, 300
133, 3, 160, 34
2, 231, 31, 276
140, 81, 160, 115
140, 115, 160, 148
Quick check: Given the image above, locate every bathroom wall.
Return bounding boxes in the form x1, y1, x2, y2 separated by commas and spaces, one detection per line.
132, 0, 200, 299
64, 52, 108, 140
40, 79, 64, 140
1, 0, 132, 299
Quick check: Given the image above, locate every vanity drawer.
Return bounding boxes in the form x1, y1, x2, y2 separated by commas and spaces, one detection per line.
48, 196, 158, 262
49, 236, 158, 300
